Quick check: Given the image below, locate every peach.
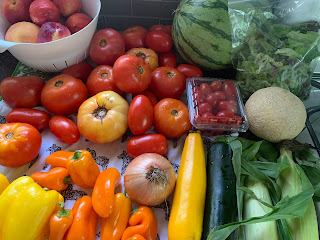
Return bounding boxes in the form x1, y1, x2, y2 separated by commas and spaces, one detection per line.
52, 0, 81, 17
5, 22, 40, 43
1, 0, 32, 24
29, 0, 60, 26
37, 22, 71, 43
65, 13, 92, 34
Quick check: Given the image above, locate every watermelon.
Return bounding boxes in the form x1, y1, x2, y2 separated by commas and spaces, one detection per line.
172, 0, 233, 70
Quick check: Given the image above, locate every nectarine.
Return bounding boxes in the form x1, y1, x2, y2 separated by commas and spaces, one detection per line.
29, 0, 60, 26
37, 22, 71, 43
65, 13, 92, 34
1, 0, 32, 24
52, 0, 81, 17
5, 22, 40, 43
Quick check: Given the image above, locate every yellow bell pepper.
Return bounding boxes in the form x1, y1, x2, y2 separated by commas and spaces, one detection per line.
168, 132, 207, 240
0, 176, 60, 240
0, 174, 9, 195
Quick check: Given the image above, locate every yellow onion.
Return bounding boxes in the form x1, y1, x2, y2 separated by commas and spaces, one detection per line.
124, 153, 176, 206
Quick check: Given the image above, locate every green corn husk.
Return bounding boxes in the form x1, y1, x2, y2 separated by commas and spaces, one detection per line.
277, 148, 319, 240
244, 176, 280, 240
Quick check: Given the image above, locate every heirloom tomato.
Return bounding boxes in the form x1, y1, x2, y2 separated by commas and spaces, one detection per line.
121, 26, 148, 50
0, 123, 42, 167
0, 75, 45, 109
177, 64, 203, 78
113, 55, 152, 93
89, 28, 125, 66
49, 115, 80, 144
149, 67, 186, 100
145, 30, 173, 53
41, 74, 88, 116
86, 65, 123, 96
77, 91, 129, 143
128, 95, 153, 135
6, 108, 50, 132
153, 98, 192, 138
126, 48, 159, 71
62, 62, 93, 83
159, 51, 177, 68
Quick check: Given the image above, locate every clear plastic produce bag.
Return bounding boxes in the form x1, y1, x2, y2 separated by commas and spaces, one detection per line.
228, 0, 320, 100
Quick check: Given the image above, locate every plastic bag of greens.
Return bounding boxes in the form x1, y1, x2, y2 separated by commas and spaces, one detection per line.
228, 0, 320, 101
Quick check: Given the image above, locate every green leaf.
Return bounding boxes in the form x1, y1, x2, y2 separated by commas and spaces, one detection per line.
250, 161, 289, 178
242, 141, 264, 161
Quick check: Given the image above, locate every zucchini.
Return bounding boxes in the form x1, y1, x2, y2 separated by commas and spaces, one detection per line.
202, 142, 237, 240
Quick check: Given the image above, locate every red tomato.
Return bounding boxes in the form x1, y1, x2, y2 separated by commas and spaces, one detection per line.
199, 102, 212, 115
113, 55, 152, 93
149, 24, 172, 35
229, 100, 238, 107
0, 123, 42, 167
216, 110, 235, 124
234, 115, 243, 126
132, 90, 158, 107
223, 81, 237, 99
200, 112, 217, 124
193, 88, 205, 104
41, 74, 88, 116
149, 67, 186, 100
121, 26, 148, 51
212, 91, 226, 102
210, 81, 222, 92
218, 100, 238, 114
153, 98, 192, 138
6, 108, 50, 132
128, 95, 153, 135
159, 51, 177, 68
86, 65, 123, 96
0, 75, 45, 109
199, 83, 212, 96
49, 115, 80, 144
176, 64, 203, 78
127, 133, 167, 158
145, 31, 173, 53
89, 28, 125, 66
62, 62, 94, 83
205, 93, 219, 108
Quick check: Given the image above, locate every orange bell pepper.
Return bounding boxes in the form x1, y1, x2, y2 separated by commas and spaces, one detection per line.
92, 167, 121, 217
49, 202, 73, 240
127, 235, 147, 240
121, 206, 158, 240
65, 196, 98, 240
30, 167, 72, 191
66, 150, 100, 189
101, 193, 132, 240
45, 151, 74, 168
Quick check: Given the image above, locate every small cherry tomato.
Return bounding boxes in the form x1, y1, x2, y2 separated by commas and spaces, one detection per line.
205, 93, 219, 108
159, 51, 177, 68
176, 64, 203, 78
6, 108, 50, 132
145, 30, 173, 53
126, 48, 159, 71
229, 100, 238, 107
149, 67, 186, 100
121, 26, 148, 51
49, 115, 80, 144
132, 90, 158, 107
149, 24, 172, 35
200, 112, 217, 124
154, 98, 192, 138
212, 91, 226, 102
127, 133, 167, 158
222, 80, 237, 99
210, 81, 222, 92
193, 88, 205, 104
218, 101, 238, 114
86, 65, 123, 96
234, 115, 243, 126
199, 102, 212, 115
216, 110, 235, 124
128, 95, 153, 135
62, 62, 94, 83
199, 83, 212, 96
113, 55, 152, 93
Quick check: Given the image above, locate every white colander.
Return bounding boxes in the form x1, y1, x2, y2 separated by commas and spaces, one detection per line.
0, 0, 101, 72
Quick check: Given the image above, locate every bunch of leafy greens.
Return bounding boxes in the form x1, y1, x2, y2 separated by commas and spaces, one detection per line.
206, 137, 320, 240
229, 4, 320, 100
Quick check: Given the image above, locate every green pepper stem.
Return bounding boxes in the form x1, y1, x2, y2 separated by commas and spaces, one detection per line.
57, 202, 70, 218
63, 177, 72, 185
71, 150, 82, 161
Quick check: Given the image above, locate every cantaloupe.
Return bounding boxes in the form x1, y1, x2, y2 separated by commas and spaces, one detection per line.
245, 87, 307, 143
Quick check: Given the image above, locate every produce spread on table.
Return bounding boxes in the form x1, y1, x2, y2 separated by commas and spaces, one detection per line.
0, 0, 320, 240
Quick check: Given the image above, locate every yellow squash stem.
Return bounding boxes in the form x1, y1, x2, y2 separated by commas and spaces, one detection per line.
168, 132, 206, 240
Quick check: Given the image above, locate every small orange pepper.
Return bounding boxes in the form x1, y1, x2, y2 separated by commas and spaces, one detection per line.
121, 206, 158, 240
30, 167, 72, 191
45, 151, 74, 168
127, 235, 147, 240
66, 150, 100, 189
53, 193, 65, 213
92, 167, 121, 217
101, 193, 132, 240
65, 196, 98, 240
49, 202, 73, 240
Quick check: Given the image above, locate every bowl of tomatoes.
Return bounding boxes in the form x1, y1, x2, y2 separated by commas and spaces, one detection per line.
187, 77, 248, 133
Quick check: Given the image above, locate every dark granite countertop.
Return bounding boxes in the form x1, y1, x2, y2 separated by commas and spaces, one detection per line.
0, 51, 19, 80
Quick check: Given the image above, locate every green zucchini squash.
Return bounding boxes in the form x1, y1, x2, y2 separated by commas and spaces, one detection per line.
202, 142, 237, 240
